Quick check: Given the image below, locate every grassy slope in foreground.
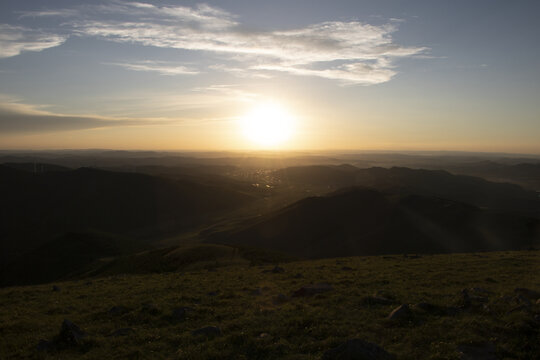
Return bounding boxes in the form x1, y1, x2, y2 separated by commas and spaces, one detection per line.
0, 251, 539, 359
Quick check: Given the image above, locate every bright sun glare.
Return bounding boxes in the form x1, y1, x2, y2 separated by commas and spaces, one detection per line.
240, 102, 295, 148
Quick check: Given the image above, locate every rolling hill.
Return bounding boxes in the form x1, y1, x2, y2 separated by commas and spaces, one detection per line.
0, 165, 257, 266
208, 187, 539, 258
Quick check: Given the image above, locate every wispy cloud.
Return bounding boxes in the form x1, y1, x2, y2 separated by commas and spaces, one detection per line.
0, 24, 67, 58
105, 61, 199, 75
5, 2, 427, 84
0, 96, 167, 133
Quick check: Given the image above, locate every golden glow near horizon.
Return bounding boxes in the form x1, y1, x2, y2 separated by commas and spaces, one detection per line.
239, 102, 296, 149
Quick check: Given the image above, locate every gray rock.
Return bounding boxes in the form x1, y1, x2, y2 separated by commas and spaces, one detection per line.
457, 342, 497, 360
140, 303, 159, 315
108, 305, 130, 316
171, 307, 192, 322
292, 283, 333, 297
387, 304, 411, 320
109, 328, 134, 337
273, 294, 290, 305
361, 296, 393, 306
250, 288, 263, 296
192, 326, 222, 337
39, 319, 87, 350
514, 288, 540, 301
322, 339, 395, 360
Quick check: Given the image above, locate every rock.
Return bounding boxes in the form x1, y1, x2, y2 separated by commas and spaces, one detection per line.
469, 287, 493, 295
36, 339, 53, 351
322, 339, 395, 360
514, 288, 540, 301
55, 319, 86, 347
171, 307, 192, 322
250, 288, 263, 296
292, 283, 333, 297
109, 328, 134, 337
271, 266, 285, 273
293, 273, 304, 279
507, 304, 529, 314
413, 302, 440, 312
361, 296, 393, 306
515, 294, 532, 307
140, 303, 160, 315
207, 291, 219, 297
192, 326, 222, 337
259, 332, 271, 339
273, 294, 290, 305
537, 298, 540, 305
457, 342, 497, 360
387, 304, 411, 320
52, 285, 60, 292
108, 305, 130, 316
342, 266, 354, 271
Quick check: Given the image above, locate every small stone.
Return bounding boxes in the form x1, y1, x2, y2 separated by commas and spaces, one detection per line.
207, 291, 219, 297
273, 294, 290, 305
322, 339, 395, 360
387, 304, 411, 320
108, 305, 130, 316
52, 285, 60, 292
271, 266, 285, 273
457, 342, 497, 360
56, 319, 86, 347
109, 328, 134, 337
250, 288, 263, 296
140, 303, 159, 315
36, 339, 53, 351
292, 283, 333, 297
342, 266, 354, 271
171, 307, 192, 322
514, 288, 540, 301
361, 296, 393, 306
192, 326, 222, 337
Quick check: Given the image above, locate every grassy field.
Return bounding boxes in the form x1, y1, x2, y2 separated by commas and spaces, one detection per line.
0, 250, 539, 359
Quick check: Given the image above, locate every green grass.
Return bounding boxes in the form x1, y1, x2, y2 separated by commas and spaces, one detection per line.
0, 251, 538, 359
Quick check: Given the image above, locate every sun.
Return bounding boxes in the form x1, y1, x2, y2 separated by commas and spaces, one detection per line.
239, 102, 295, 148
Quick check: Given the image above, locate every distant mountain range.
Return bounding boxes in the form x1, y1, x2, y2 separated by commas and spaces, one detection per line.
0, 164, 256, 265
273, 165, 540, 215
208, 187, 539, 258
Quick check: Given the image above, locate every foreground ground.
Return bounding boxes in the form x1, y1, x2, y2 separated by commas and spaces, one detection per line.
0, 251, 539, 359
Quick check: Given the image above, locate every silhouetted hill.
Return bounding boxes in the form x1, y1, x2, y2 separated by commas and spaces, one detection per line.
0, 231, 138, 286
273, 166, 540, 215
2, 162, 71, 173
0, 165, 256, 264
208, 188, 539, 258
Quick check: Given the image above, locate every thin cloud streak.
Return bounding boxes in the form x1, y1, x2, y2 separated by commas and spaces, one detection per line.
0, 24, 67, 58
0, 99, 170, 133
105, 61, 199, 76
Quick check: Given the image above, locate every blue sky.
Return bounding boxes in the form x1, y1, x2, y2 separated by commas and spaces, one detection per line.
0, 0, 539, 152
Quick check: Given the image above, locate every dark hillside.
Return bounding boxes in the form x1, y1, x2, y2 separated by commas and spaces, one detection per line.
208, 187, 539, 258
273, 166, 540, 215
0, 165, 256, 264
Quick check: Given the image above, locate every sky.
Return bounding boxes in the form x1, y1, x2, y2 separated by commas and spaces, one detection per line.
0, 0, 539, 153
